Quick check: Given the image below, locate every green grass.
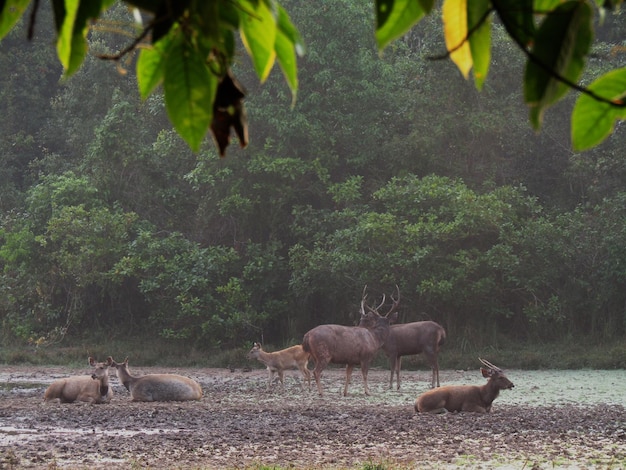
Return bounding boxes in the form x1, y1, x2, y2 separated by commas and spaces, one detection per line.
1, 335, 625, 370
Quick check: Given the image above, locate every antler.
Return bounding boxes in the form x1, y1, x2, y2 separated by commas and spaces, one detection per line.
360, 285, 368, 316
384, 284, 401, 317
479, 358, 502, 372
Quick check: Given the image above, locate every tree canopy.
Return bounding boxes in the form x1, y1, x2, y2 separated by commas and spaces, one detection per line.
1, 0, 624, 154
0, 1, 625, 357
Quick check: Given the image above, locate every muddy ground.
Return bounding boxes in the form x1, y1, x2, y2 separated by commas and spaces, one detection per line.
1, 365, 625, 469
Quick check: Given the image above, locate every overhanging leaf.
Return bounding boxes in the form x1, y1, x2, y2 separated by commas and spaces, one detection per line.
375, 0, 435, 51
524, 1, 593, 129
163, 33, 217, 152
137, 38, 169, 100
0, 0, 30, 41
443, 0, 472, 79
240, 0, 277, 83
467, 0, 491, 90
56, 0, 110, 77
572, 67, 626, 151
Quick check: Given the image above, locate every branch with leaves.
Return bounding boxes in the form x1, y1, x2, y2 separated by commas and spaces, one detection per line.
0, 0, 624, 153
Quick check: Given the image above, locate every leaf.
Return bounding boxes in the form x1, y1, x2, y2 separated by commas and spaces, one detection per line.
375, 0, 434, 51
467, 0, 491, 90
494, 0, 534, 47
572, 67, 626, 151
0, 0, 30, 41
56, 0, 110, 76
443, 0, 472, 79
137, 38, 168, 100
275, 5, 303, 104
163, 33, 217, 152
524, 1, 593, 129
239, 0, 277, 83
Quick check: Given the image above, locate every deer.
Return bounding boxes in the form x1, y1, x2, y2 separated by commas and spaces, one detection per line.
381, 320, 446, 390
415, 358, 514, 413
302, 285, 400, 396
247, 343, 311, 391
44, 357, 113, 404
109, 357, 202, 401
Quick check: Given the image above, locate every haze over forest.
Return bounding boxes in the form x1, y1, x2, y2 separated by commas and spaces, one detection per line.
0, 1, 625, 361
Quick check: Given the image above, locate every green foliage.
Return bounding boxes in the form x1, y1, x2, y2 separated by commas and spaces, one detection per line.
1, 0, 624, 153
0, 0, 625, 356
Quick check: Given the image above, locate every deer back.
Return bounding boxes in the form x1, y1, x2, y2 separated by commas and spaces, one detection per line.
383, 321, 446, 357
130, 374, 203, 401
110, 357, 202, 402
304, 311, 396, 365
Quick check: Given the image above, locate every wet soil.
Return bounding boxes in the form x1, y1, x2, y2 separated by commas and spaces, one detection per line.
1, 366, 625, 469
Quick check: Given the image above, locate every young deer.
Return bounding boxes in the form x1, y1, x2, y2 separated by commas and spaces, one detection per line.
44, 357, 113, 404
303, 286, 400, 396
415, 358, 514, 413
110, 357, 202, 402
247, 343, 311, 391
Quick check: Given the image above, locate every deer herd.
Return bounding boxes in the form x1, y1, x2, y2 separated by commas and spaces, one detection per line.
44, 286, 514, 414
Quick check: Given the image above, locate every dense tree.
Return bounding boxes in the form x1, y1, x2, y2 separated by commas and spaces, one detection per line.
0, 1, 625, 353
1, 1, 624, 154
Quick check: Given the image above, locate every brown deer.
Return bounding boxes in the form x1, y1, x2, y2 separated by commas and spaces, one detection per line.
247, 343, 311, 391
302, 286, 400, 396
44, 357, 113, 404
415, 358, 514, 413
382, 321, 446, 390
109, 357, 202, 401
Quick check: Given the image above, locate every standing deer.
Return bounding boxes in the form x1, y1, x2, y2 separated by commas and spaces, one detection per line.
415, 358, 514, 413
247, 343, 311, 391
44, 357, 113, 404
109, 357, 202, 401
382, 321, 446, 390
302, 286, 400, 396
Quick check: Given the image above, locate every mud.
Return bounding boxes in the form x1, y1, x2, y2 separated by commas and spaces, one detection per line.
1, 366, 625, 469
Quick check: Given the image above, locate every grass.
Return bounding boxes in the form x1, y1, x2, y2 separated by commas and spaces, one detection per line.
1, 335, 625, 370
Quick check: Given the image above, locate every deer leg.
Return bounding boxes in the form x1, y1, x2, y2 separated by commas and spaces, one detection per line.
278, 370, 285, 391
313, 359, 328, 396
267, 368, 273, 391
360, 363, 370, 396
396, 356, 403, 390
426, 353, 439, 388
299, 364, 311, 390
388, 357, 395, 389
344, 364, 354, 396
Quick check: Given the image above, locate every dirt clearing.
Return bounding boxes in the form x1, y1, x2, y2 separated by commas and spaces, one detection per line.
1, 366, 625, 469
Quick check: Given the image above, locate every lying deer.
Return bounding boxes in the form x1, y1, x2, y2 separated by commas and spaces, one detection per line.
303, 285, 400, 396
247, 343, 311, 391
44, 357, 113, 404
415, 358, 514, 413
109, 357, 202, 401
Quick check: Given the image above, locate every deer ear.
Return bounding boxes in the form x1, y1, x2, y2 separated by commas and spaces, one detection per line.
88, 357, 95, 366
480, 367, 491, 378
388, 311, 399, 324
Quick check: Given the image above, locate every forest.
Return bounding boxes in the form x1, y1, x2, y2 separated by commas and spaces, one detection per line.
0, 1, 625, 366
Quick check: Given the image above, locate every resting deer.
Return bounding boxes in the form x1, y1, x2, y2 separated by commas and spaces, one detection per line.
383, 321, 446, 390
302, 286, 400, 396
247, 343, 311, 391
415, 358, 514, 413
109, 357, 202, 401
44, 357, 113, 404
